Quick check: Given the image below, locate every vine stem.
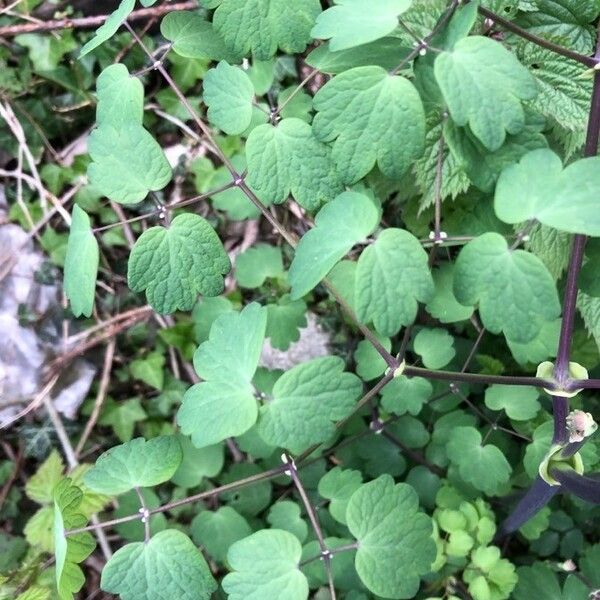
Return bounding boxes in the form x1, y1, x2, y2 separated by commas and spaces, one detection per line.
476, 4, 599, 68
285, 456, 336, 600
551, 23, 600, 441
66, 465, 288, 536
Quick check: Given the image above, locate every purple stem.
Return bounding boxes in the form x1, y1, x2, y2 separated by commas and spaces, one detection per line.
551, 468, 600, 504
498, 476, 560, 537
551, 27, 600, 439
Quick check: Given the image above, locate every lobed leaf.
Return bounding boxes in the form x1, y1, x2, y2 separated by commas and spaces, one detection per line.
127, 213, 230, 314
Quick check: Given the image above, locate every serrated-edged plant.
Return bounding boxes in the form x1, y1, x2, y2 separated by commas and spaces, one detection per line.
4, 1, 600, 600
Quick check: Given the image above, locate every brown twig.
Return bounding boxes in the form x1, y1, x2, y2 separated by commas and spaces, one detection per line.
0, 1, 198, 37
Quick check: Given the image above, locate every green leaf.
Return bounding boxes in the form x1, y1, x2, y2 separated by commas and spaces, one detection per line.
413, 116, 470, 209
306, 36, 411, 74
518, 45, 591, 135
301, 537, 361, 591
318, 466, 363, 525
64, 205, 98, 318
354, 334, 391, 381
223, 529, 308, 600
127, 213, 230, 314
346, 475, 436, 598
507, 318, 560, 365
495, 149, 600, 236
447, 427, 512, 494
171, 435, 224, 488
112, 488, 167, 543
213, 0, 321, 60
380, 375, 432, 416
453, 232, 560, 343
289, 191, 379, 299
266, 295, 307, 350
484, 384, 541, 420
203, 61, 255, 135
258, 356, 362, 453
191, 507, 252, 563
516, 0, 600, 54
95, 63, 143, 128
246, 117, 342, 210
130, 352, 165, 390
26, 449, 64, 504
313, 66, 426, 183
525, 223, 572, 281
311, 0, 412, 51
355, 228, 433, 336
434, 36, 538, 151
160, 12, 235, 60
425, 263, 474, 323
578, 291, 600, 354
98, 398, 147, 443
177, 303, 267, 447
235, 244, 284, 288
413, 327, 455, 369
53, 479, 95, 600
266, 501, 308, 542
513, 562, 587, 600
83, 436, 182, 496
79, 0, 134, 57
101, 529, 217, 600
87, 123, 172, 205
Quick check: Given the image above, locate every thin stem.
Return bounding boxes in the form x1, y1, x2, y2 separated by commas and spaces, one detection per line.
391, 0, 461, 74
134, 487, 150, 543
403, 365, 549, 389
66, 465, 288, 536
285, 456, 336, 600
381, 430, 445, 476
476, 5, 598, 68
299, 542, 359, 567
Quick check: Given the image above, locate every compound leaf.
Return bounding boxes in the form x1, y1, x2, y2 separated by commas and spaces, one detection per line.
127, 213, 230, 314
413, 327, 455, 369
235, 244, 284, 289
95, 63, 143, 128
246, 117, 343, 210
380, 375, 433, 416
266, 502, 308, 543
258, 356, 362, 453
425, 263, 474, 323
191, 507, 252, 563
101, 529, 217, 600
88, 123, 172, 205
160, 11, 235, 60
64, 205, 98, 318
83, 436, 183, 496
453, 232, 560, 343
203, 61, 255, 135
313, 66, 426, 183
318, 467, 363, 525
213, 0, 321, 60
266, 295, 307, 350
346, 475, 436, 598
311, 0, 413, 51
495, 149, 600, 236
447, 427, 512, 495
484, 385, 541, 421
79, 0, 134, 57
355, 228, 434, 336
289, 191, 379, 299
177, 303, 267, 448
223, 529, 308, 600
434, 36, 538, 151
